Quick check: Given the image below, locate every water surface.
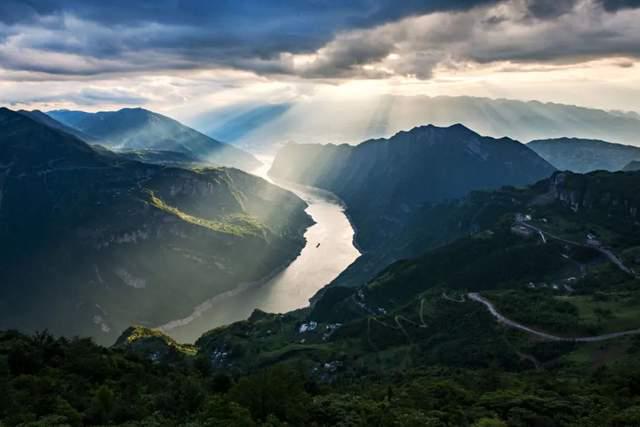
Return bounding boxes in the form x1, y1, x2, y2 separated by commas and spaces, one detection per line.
160, 156, 360, 343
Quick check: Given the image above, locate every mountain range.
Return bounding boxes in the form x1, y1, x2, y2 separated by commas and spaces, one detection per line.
48, 108, 260, 170
190, 95, 640, 150
50, 168, 637, 425
270, 123, 556, 288
196, 169, 640, 357
0, 107, 311, 343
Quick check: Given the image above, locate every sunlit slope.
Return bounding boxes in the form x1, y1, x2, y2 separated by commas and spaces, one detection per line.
0, 108, 311, 344
48, 108, 260, 170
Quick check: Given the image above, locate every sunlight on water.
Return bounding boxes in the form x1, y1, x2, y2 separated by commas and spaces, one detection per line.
159, 155, 360, 343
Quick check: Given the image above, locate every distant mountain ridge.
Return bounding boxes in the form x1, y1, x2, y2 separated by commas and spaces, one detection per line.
17, 109, 98, 143
48, 108, 260, 170
0, 107, 310, 343
270, 123, 555, 254
193, 95, 640, 150
528, 137, 640, 173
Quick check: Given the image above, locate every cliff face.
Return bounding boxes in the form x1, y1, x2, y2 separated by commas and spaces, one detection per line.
0, 108, 312, 344
550, 171, 640, 219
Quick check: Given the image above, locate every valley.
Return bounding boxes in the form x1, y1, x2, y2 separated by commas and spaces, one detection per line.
158, 157, 360, 343
270, 124, 557, 291
118, 169, 640, 375
0, 108, 313, 344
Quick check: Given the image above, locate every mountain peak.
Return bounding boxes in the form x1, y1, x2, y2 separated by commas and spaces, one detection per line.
116, 107, 152, 114
0, 106, 19, 117
449, 123, 474, 132
400, 123, 480, 138
47, 108, 261, 170
382, 123, 485, 149
0, 107, 40, 127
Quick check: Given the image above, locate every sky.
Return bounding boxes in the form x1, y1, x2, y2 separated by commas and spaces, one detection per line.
1, 0, 640, 120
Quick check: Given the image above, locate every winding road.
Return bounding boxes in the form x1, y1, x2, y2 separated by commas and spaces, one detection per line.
468, 292, 640, 342
517, 220, 638, 278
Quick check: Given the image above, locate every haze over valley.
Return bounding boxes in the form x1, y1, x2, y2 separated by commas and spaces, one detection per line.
192, 95, 640, 151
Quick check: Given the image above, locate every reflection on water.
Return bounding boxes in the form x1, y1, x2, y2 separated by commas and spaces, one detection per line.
159, 156, 360, 343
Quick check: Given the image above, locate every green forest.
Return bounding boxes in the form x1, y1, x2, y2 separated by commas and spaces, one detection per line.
3, 329, 640, 426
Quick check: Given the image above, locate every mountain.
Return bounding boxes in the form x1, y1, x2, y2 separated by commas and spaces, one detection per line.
271, 124, 555, 250
623, 160, 640, 172
47, 108, 260, 170
0, 107, 312, 344
17, 109, 98, 143
16, 170, 634, 426
528, 138, 640, 173
191, 95, 640, 150
195, 170, 640, 371
113, 149, 208, 167
270, 124, 556, 292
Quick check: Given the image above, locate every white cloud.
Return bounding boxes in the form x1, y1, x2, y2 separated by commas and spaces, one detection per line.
283, 0, 640, 79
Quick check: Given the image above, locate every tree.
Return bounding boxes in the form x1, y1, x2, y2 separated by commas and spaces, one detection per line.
199, 396, 255, 427
89, 385, 115, 424
473, 418, 508, 427
229, 366, 310, 423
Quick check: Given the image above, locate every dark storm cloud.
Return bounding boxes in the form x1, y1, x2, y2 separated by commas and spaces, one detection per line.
525, 0, 578, 18
600, 0, 640, 10
525, 0, 640, 17
2, 0, 634, 29
0, 0, 639, 79
0, 0, 505, 76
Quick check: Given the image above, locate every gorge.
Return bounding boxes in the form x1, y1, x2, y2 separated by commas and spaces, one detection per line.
158, 157, 361, 343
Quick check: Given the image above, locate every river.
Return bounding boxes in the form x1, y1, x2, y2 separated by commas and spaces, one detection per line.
159, 156, 360, 343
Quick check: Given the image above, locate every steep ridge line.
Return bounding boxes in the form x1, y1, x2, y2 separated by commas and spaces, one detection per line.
468, 293, 640, 342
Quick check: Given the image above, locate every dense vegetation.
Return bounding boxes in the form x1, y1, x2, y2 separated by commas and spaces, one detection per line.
4, 329, 640, 426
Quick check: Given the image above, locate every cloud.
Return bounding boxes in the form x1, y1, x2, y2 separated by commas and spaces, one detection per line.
280, 0, 640, 79
525, 0, 580, 18
0, 0, 638, 82
0, 83, 149, 107
600, 0, 640, 11
0, 0, 500, 62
